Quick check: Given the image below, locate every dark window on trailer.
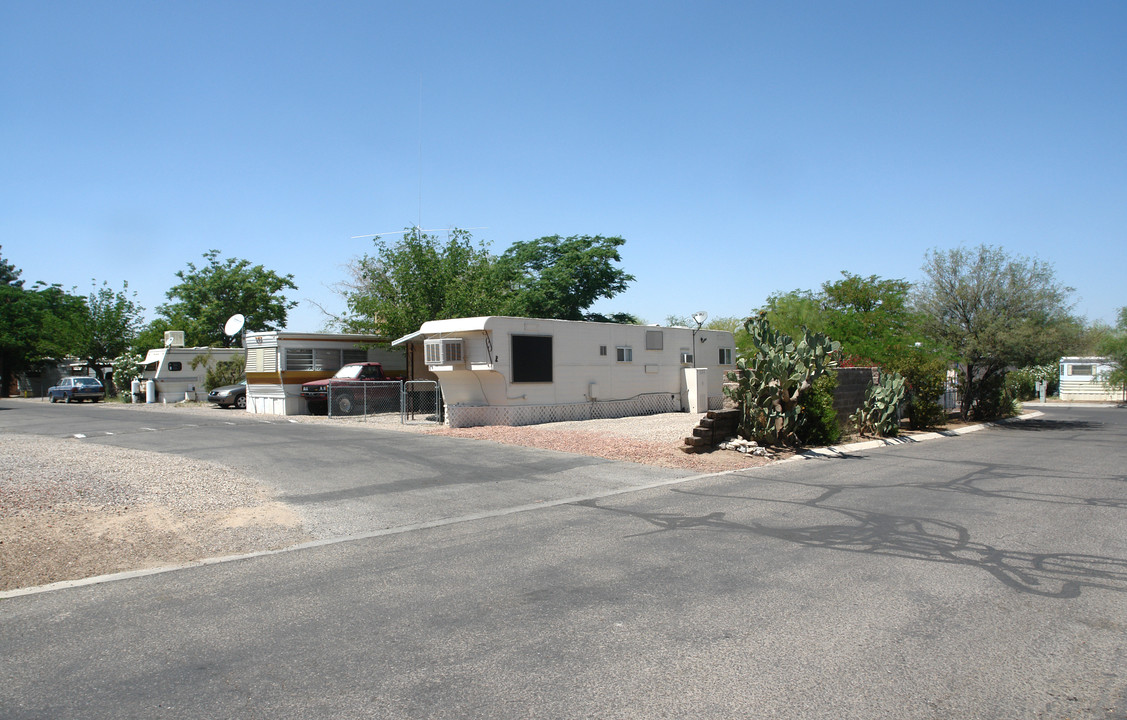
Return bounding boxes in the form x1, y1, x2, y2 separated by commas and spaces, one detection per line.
512, 335, 553, 383
168, 362, 182, 371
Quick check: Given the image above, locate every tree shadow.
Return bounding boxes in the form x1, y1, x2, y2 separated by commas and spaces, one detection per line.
575, 471, 1127, 598
995, 418, 1103, 432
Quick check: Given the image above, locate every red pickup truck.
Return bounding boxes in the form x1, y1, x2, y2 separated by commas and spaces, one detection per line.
300, 362, 403, 416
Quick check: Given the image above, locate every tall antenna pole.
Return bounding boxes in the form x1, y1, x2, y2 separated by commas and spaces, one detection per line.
418, 75, 423, 233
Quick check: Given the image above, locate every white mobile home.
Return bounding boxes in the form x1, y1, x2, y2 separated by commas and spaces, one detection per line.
393, 316, 736, 428
1059, 356, 1123, 402
139, 336, 243, 403
245, 331, 407, 415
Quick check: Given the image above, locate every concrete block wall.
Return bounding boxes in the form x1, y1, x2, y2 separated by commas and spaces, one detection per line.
833, 367, 879, 426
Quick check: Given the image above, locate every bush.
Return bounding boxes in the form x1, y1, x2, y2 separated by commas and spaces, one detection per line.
111, 353, 144, 400
204, 356, 245, 391
795, 373, 841, 446
889, 350, 949, 430
968, 372, 1016, 420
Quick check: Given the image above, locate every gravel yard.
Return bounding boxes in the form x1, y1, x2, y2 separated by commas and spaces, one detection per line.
1, 400, 771, 592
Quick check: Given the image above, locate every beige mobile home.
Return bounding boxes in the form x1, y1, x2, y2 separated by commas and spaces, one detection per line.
139, 333, 243, 403
393, 316, 736, 428
244, 331, 407, 415
1059, 356, 1124, 402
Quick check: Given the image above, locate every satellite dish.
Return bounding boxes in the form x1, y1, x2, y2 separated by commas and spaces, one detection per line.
224, 313, 245, 336
691, 311, 709, 328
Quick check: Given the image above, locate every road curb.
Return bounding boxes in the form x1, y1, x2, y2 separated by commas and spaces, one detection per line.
784, 410, 1045, 463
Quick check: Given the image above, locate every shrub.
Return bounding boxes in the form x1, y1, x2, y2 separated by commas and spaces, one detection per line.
889, 351, 949, 430
795, 373, 841, 446
852, 371, 907, 437
724, 313, 841, 446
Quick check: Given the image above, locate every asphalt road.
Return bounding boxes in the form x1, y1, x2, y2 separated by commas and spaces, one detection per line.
0, 400, 693, 537
2, 403, 1125, 719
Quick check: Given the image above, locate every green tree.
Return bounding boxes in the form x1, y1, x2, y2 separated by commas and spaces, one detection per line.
759, 289, 826, 342
499, 235, 634, 321
340, 228, 509, 341
156, 250, 297, 347
339, 229, 639, 341
1097, 307, 1127, 398
819, 273, 925, 366
915, 245, 1077, 419
0, 245, 23, 288
79, 281, 145, 389
0, 279, 87, 396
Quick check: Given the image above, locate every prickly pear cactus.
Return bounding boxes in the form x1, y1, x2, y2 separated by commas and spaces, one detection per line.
724, 313, 841, 446
852, 371, 907, 437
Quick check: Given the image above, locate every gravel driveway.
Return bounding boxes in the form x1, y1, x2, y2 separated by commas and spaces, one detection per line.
2, 401, 768, 592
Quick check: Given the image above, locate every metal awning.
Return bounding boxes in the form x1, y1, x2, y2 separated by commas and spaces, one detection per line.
391, 330, 426, 347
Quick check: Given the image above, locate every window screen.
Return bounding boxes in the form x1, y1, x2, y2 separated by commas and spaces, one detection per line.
645, 330, 663, 351
285, 348, 314, 371
512, 335, 553, 383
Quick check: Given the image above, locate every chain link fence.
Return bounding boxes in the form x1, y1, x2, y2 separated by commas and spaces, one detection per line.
324, 380, 443, 425
446, 392, 682, 428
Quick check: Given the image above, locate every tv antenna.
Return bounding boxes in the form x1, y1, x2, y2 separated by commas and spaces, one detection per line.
351, 226, 487, 240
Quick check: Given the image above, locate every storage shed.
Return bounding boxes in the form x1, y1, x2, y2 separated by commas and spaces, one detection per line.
393, 316, 736, 428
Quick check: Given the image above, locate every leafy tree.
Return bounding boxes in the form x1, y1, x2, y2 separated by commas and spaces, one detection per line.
338, 229, 639, 341
499, 235, 634, 321
759, 289, 826, 343
156, 250, 297, 347
1, 245, 23, 288
339, 228, 509, 341
79, 281, 145, 389
0, 278, 86, 396
819, 273, 925, 367
1097, 307, 1127, 398
915, 245, 1077, 419
584, 311, 643, 324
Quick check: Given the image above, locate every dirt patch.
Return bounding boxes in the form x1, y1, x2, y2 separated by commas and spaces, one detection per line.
0, 435, 310, 592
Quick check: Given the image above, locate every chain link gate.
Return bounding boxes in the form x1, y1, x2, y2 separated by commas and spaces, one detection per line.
326, 380, 403, 418
402, 380, 442, 425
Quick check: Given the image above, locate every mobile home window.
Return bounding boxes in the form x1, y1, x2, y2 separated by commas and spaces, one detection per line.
167, 362, 182, 372
616, 346, 633, 362
719, 348, 733, 365
285, 348, 315, 371
512, 335, 553, 383
645, 330, 663, 351
1070, 364, 1093, 376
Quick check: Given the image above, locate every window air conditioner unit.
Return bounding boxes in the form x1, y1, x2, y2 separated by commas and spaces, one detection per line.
424, 338, 464, 365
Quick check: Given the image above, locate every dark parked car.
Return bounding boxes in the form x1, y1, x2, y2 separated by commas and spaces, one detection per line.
208, 380, 247, 409
47, 376, 105, 403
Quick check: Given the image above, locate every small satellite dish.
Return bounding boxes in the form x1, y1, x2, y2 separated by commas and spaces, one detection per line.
691, 311, 709, 328
224, 313, 245, 336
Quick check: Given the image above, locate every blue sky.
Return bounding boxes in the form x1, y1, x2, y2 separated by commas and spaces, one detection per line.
3, 1, 1125, 334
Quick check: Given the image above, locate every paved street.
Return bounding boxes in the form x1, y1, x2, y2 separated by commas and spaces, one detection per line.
2, 404, 1125, 718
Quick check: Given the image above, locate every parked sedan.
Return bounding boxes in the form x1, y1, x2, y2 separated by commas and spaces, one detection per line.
208, 380, 247, 409
47, 377, 105, 403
